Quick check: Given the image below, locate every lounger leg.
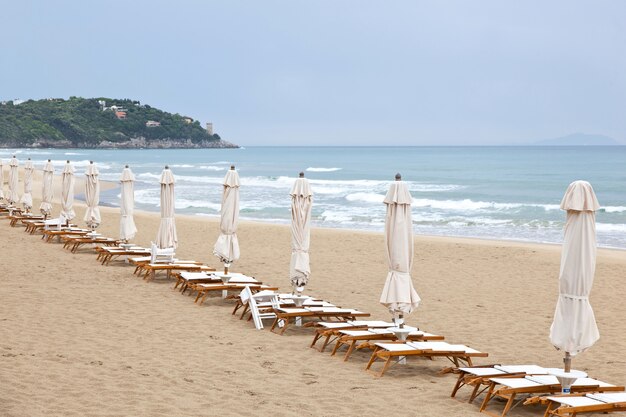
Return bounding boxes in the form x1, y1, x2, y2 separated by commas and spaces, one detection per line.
343, 341, 358, 361
270, 317, 279, 333
310, 332, 322, 349
319, 334, 333, 352
450, 374, 465, 398
479, 382, 496, 412
330, 340, 343, 356
501, 394, 516, 417
200, 292, 209, 305
379, 357, 393, 377
468, 381, 484, 403
543, 402, 555, 417
365, 348, 379, 371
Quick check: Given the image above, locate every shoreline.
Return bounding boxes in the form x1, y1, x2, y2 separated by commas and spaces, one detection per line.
98, 179, 626, 253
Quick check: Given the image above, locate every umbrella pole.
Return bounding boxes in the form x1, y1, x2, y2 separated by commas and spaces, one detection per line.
564, 352, 571, 373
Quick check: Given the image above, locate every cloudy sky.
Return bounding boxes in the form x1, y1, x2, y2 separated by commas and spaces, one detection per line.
1, 1, 624, 146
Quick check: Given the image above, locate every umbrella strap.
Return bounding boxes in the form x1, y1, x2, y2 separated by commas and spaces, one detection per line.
560, 294, 589, 301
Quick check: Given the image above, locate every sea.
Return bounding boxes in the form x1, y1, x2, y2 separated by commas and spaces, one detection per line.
2, 146, 625, 249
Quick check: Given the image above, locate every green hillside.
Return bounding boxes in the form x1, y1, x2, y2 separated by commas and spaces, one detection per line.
0, 97, 227, 148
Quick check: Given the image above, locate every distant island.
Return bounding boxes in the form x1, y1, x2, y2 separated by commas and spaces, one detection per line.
0, 97, 238, 149
534, 133, 623, 146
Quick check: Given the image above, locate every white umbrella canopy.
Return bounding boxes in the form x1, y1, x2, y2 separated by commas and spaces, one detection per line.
155, 166, 177, 249
40, 160, 54, 217
213, 166, 240, 272
379, 174, 421, 327
83, 161, 101, 229
549, 180, 601, 372
20, 158, 34, 211
8, 156, 19, 205
60, 161, 76, 221
0, 159, 5, 201
289, 172, 313, 292
119, 165, 137, 242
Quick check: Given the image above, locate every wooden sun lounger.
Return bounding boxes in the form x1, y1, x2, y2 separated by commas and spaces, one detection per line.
479, 375, 624, 417
179, 272, 260, 295
529, 391, 626, 416
24, 220, 46, 234
235, 294, 335, 323
310, 321, 396, 352
129, 257, 200, 277
0, 206, 22, 216
173, 271, 219, 293
365, 341, 488, 377
142, 263, 214, 281
10, 214, 44, 227
330, 328, 445, 361
192, 282, 277, 304
270, 307, 371, 335
43, 228, 89, 242
62, 235, 120, 253
96, 246, 151, 265
450, 364, 550, 404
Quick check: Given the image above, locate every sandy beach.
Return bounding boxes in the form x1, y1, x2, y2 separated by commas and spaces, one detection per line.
1, 174, 625, 417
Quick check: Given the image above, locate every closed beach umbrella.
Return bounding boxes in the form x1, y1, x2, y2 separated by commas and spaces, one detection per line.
289, 172, 313, 293
0, 159, 5, 201
119, 165, 137, 242
549, 180, 600, 372
379, 173, 420, 327
83, 161, 101, 229
213, 166, 240, 273
156, 166, 177, 249
60, 161, 76, 221
40, 160, 54, 217
20, 158, 34, 211
8, 155, 19, 205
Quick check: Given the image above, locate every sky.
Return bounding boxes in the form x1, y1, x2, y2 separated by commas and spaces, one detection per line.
1, 1, 625, 146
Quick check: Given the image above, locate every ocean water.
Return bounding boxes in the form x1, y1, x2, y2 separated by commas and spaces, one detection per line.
2, 146, 625, 248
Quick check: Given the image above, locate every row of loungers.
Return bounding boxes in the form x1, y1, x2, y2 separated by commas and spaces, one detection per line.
3, 209, 624, 417
450, 364, 625, 416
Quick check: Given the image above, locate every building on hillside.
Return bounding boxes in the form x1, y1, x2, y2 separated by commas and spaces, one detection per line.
146, 120, 161, 127
206, 122, 213, 135
183, 117, 193, 124
115, 111, 127, 119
